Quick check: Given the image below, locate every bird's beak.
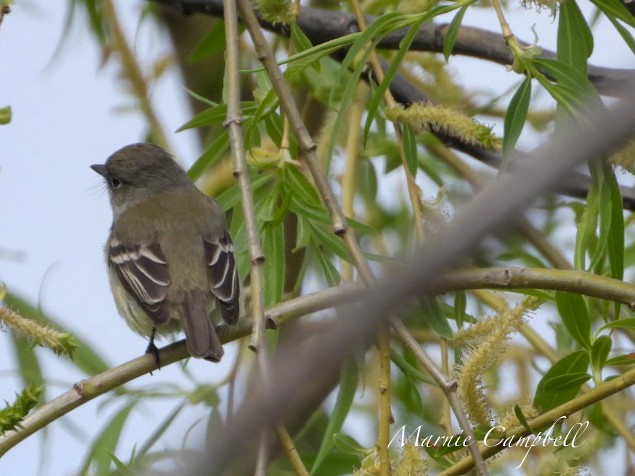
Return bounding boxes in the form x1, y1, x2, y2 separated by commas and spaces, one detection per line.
91, 164, 107, 177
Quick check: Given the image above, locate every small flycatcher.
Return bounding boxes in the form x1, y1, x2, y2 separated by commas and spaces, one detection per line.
92, 143, 239, 363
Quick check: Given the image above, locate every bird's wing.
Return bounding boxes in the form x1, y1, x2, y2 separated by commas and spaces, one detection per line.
204, 232, 240, 325
108, 239, 171, 324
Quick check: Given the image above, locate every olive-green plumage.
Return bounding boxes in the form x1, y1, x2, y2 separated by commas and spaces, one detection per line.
92, 143, 239, 362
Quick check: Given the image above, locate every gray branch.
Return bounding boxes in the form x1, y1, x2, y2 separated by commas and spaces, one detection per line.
151, 0, 635, 211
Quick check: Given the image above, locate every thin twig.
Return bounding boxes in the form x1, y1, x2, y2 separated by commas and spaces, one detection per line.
440, 364, 635, 475
152, 0, 635, 211
186, 90, 635, 474
222, 0, 275, 472
341, 87, 366, 281
427, 142, 572, 270
222, 0, 265, 353
5, 262, 635, 458
481, 291, 635, 453
0, 285, 354, 457
349, 0, 425, 243
151, 0, 635, 98
254, 432, 268, 476
434, 267, 635, 309
377, 331, 392, 476
235, 1, 487, 472
4, 263, 635, 458
275, 425, 310, 476
391, 319, 486, 472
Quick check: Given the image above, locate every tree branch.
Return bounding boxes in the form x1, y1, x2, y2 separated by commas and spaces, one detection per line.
4, 262, 635, 458
181, 91, 635, 474
441, 364, 635, 474
151, 0, 635, 212
156, 0, 635, 99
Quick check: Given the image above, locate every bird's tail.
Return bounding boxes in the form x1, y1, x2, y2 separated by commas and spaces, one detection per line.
180, 290, 223, 362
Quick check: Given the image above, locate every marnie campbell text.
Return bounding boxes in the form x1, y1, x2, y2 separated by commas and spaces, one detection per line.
389, 416, 588, 468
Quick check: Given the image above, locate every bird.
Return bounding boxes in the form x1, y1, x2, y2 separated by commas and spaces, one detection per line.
91, 143, 240, 364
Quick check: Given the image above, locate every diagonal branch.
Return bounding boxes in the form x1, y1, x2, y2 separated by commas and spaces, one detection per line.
183, 89, 635, 474
4, 262, 635, 458
152, 0, 635, 212
158, 0, 635, 98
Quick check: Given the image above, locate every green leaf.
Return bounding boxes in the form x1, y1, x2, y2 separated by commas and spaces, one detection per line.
110, 453, 131, 474
286, 23, 322, 81
250, 88, 280, 134
311, 360, 358, 474
291, 23, 313, 52
263, 112, 284, 147
178, 103, 225, 131
295, 214, 311, 250
514, 404, 532, 432
402, 124, 418, 177
357, 159, 378, 201
540, 372, 591, 391
78, 400, 137, 475
346, 216, 376, 236
443, 5, 468, 61
391, 349, 435, 385
284, 165, 322, 207
533, 58, 600, 118
187, 21, 226, 63
310, 222, 353, 263
503, 77, 532, 157
183, 87, 217, 107
534, 60, 596, 97
0, 105, 11, 124
335, 13, 415, 92
136, 400, 187, 458
605, 352, 635, 366
587, 161, 611, 273
262, 221, 286, 307
584, 162, 624, 286
421, 298, 453, 339
363, 14, 430, 143
313, 244, 342, 286
534, 350, 589, 411
332, 433, 367, 456
590, 0, 635, 28
558, 0, 593, 72
604, 162, 625, 281
256, 186, 281, 222
289, 201, 330, 227
591, 335, 612, 371
187, 131, 230, 180
324, 39, 377, 168
363, 5, 460, 143
555, 292, 591, 349
215, 173, 273, 212
454, 291, 467, 329
256, 31, 361, 73
606, 16, 635, 55
599, 317, 635, 332
330, 11, 405, 112
8, 332, 43, 392
574, 168, 599, 270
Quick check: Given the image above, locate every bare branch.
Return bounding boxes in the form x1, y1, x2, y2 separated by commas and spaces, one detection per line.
152, 0, 635, 212
181, 89, 635, 474
155, 0, 635, 98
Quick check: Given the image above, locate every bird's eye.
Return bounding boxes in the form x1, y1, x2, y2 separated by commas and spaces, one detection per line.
110, 177, 122, 189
